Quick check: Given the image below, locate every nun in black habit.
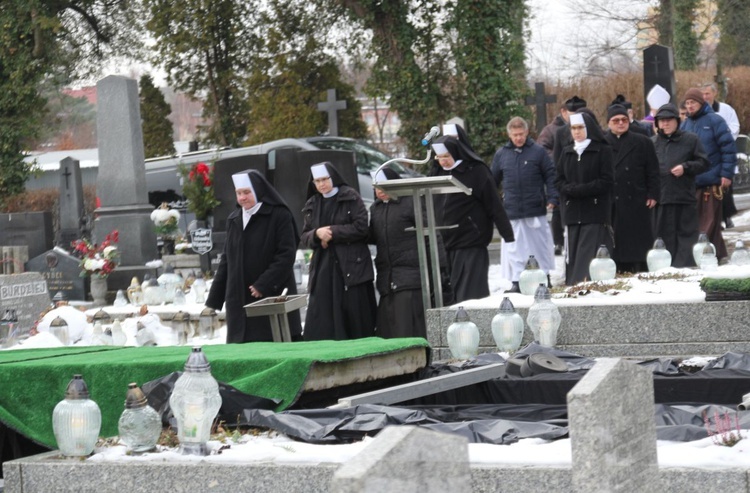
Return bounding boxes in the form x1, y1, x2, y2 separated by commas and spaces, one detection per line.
205, 170, 302, 343
429, 135, 515, 302
300, 162, 377, 341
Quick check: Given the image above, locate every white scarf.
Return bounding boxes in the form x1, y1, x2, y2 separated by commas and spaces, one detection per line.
574, 139, 591, 157
242, 202, 263, 228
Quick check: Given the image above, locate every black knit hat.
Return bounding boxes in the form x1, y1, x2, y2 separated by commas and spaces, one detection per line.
610, 94, 632, 110
607, 104, 629, 122
565, 96, 587, 112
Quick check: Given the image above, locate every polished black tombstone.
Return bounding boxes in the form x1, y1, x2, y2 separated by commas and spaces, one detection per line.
643, 44, 677, 114
0, 212, 53, 260
26, 248, 87, 301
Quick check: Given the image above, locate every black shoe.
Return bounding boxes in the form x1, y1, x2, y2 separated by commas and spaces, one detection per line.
554, 245, 562, 256
726, 218, 735, 229
505, 281, 520, 293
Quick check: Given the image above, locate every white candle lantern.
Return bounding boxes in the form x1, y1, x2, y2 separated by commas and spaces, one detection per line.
692, 232, 713, 266
646, 237, 672, 272
446, 306, 480, 360
589, 244, 616, 282
526, 284, 562, 347
52, 374, 101, 457
118, 382, 162, 453
518, 255, 547, 295
490, 297, 525, 353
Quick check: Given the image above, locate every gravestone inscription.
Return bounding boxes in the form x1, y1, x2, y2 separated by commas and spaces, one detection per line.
0, 272, 51, 337
26, 248, 87, 301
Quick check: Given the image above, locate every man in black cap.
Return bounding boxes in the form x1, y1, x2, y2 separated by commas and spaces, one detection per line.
611, 94, 653, 137
604, 104, 660, 273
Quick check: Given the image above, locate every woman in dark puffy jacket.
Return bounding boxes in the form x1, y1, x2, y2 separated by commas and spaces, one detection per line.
300, 162, 376, 341
368, 168, 449, 339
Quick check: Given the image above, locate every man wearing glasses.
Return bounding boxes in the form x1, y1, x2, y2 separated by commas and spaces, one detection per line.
603, 104, 661, 273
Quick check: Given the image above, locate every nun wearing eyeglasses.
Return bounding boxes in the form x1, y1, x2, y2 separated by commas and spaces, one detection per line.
429, 135, 514, 302
205, 170, 302, 343
555, 112, 615, 285
300, 162, 376, 341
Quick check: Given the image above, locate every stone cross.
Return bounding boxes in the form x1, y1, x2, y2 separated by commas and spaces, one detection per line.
525, 82, 557, 135
57, 157, 85, 248
317, 88, 347, 137
643, 44, 676, 114
567, 358, 660, 492
331, 425, 470, 493
94, 75, 157, 266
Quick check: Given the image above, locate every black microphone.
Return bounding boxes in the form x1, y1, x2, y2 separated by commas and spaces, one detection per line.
420, 126, 440, 146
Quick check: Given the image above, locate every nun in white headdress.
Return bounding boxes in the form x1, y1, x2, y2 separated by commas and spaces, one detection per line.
555, 112, 615, 285
205, 169, 302, 343
300, 162, 376, 341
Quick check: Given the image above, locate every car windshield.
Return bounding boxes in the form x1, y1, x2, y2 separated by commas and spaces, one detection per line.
306, 138, 416, 176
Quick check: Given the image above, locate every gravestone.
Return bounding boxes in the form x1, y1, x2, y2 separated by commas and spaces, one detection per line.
643, 44, 677, 114
331, 425, 470, 493
94, 75, 157, 267
317, 88, 347, 137
0, 272, 51, 336
271, 148, 317, 233
567, 357, 660, 492
57, 157, 86, 248
0, 212, 53, 261
525, 82, 557, 135
26, 248, 87, 301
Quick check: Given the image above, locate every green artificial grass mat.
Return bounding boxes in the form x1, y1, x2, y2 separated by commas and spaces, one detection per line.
0, 337, 429, 448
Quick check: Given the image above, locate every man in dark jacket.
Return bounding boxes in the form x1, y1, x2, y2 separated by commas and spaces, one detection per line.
652, 103, 710, 267
681, 88, 737, 261
491, 116, 558, 292
431, 135, 514, 302
206, 170, 302, 343
604, 104, 660, 273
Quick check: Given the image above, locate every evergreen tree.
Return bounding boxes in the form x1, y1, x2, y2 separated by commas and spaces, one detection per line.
139, 74, 175, 158
716, 0, 750, 67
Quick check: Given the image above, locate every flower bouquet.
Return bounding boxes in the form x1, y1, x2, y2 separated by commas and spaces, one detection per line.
179, 162, 220, 221
151, 203, 181, 239
71, 230, 120, 278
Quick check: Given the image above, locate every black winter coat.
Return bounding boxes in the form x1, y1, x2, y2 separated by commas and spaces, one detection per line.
555, 140, 615, 225
652, 129, 709, 204
604, 130, 660, 263
300, 185, 374, 291
206, 204, 301, 343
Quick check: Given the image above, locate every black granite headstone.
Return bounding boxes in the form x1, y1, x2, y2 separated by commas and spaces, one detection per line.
26, 248, 87, 301
643, 44, 677, 114
57, 157, 85, 248
271, 149, 315, 234
0, 212, 53, 260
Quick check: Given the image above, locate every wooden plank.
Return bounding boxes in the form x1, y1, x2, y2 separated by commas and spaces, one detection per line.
329, 362, 505, 408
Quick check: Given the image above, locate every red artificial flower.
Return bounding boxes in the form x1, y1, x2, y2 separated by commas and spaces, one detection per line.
195, 162, 209, 176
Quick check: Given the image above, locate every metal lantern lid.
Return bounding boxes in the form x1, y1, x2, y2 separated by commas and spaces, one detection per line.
172, 311, 190, 323
92, 309, 112, 324
736, 239, 746, 250
498, 297, 516, 314
50, 316, 68, 328
164, 263, 175, 274
454, 306, 471, 323
595, 245, 611, 259
653, 237, 667, 249
52, 291, 67, 304
533, 283, 551, 300
184, 346, 211, 373
200, 307, 217, 318
524, 255, 541, 270
147, 278, 160, 287
702, 242, 716, 255
124, 382, 148, 409
697, 232, 709, 242
64, 374, 91, 399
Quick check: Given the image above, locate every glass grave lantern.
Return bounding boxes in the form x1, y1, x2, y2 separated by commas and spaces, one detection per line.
169, 347, 222, 456
158, 264, 184, 304
171, 311, 190, 345
699, 242, 718, 271
526, 284, 562, 347
173, 287, 187, 306
118, 383, 162, 453
127, 276, 143, 305
446, 306, 480, 360
490, 297, 525, 353
52, 374, 101, 457
589, 245, 616, 282
111, 318, 127, 346
692, 232, 713, 266
519, 255, 547, 295
646, 237, 672, 272
135, 321, 157, 347
731, 240, 750, 266
191, 272, 207, 304
92, 308, 113, 326
143, 278, 166, 306
49, 316, 70, 346
198, 307, 217, 339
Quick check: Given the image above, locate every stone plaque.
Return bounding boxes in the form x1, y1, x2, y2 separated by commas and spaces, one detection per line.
190, 229, 213, 255
26, 248, 87, 301
0, 272, 52, 335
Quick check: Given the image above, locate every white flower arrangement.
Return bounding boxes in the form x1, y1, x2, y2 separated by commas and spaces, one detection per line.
151, 203, 181, 238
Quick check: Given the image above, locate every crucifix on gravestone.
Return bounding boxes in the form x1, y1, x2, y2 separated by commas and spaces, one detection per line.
57, 157, 85, 249
524, 82, 557, 135
317, 88, 347, 137
643, 44, 677, 115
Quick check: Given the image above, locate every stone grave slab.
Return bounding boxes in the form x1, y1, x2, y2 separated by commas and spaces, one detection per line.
0, 272, 51, 336
0, 212, 53, 261
567, 357, 660, 492
26, 248, 87, 301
